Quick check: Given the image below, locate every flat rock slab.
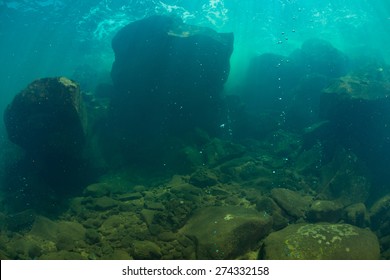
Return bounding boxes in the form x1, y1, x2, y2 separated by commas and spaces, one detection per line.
180, 206, 272, 259
260, 223, 380, 259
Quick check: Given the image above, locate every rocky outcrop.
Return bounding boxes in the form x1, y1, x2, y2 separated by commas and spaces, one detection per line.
107, 15, 234, 165
319, 64, 390, 198
4, 77, 86, 157
2, 77, 90, 212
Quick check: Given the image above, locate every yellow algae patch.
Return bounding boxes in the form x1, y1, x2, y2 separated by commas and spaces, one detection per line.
223, 214, 234, 221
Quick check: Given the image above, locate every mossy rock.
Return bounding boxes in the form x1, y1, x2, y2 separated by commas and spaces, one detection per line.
29, 216, 86, 252
180, 206, 272, 259
307, 200, 343, 223
260, 223, 380, 259
131, 240, 162, 260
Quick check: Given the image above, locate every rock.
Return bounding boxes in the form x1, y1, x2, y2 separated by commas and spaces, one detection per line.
189, 168, 218, 188
2, 77, 91, 211
145, 201, 165, 211
180, 206, 272, 259
260, 223, 380, 260
6, 235, 44, 259
108, 15, 234, 164
4, 77, 86, 156
316, 149, 370, 205
6, 209, 36, 232
380, 235, 390, 252
270, 188, 313, 219
141, 209, 157, 228
370, 195, 390, 237
85, 229, 101, 245
307, 200, 343, 223
255, 197, 289, 230
83, 183, 111, 198
319, 65, 390, 188
29, 216, 86, 248
132, 240, 162, 260
91, 196, 120, 211
219, 157, 273, 182
343, 203, 369, 227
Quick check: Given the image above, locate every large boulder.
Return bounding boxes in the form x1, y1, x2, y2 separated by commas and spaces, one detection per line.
110, 15, 234, 137
3, 77, 90, 212
319, 64, 390, 197
260, 223, 380, 260
4, 77, 86, 157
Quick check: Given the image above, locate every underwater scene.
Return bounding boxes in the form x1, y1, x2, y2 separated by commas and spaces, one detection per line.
0, 0, 390, 260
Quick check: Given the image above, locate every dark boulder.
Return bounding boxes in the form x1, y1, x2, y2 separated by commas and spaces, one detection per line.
107, 15, 234, 165
3, 77, 90, 213
319, 64, 390, 198
4, 77, 86, 157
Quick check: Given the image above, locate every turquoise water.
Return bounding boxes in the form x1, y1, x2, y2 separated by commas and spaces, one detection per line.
0, 0, 389, 107
0, 0, 390, 260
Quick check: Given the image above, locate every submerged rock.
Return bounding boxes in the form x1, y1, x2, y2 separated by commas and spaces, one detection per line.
270, 188, 313, 219
260, 223, 380, 259
370, 195, 390, 237
180, 206, 272, 259
2, 77, 91, 212
320, 65, 390, 194
4, 77, 86, 156
307, 200, 343, 223
107, 15, 234, 165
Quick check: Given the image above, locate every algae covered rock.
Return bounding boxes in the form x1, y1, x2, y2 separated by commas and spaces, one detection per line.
260, 223, 380, 260
180, 206, 272, 259
271, 188, 312, 219
131, 240, 162, 260
307, 200, 343, 223
344, 203, 369, 227
29, 216, 86, 251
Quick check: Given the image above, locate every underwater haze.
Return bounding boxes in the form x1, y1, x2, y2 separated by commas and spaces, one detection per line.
1, 0, 389, 109
1, 0, 390, 260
